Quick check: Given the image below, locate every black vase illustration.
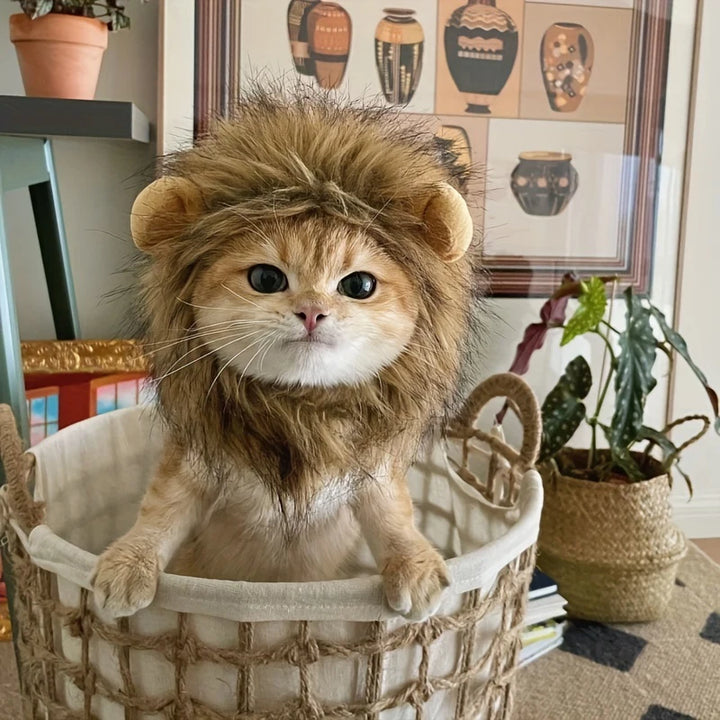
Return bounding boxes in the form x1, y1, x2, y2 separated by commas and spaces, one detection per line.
287, 0, 320, 76
435, 125, 472, 194
375, 9, 424, 105
444, 0, 519, 114
510, 152, 578, 216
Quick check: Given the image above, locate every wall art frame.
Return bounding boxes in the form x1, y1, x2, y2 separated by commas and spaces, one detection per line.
158, 0, 697, 298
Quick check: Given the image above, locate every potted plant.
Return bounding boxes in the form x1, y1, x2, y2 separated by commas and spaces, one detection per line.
505, 274, 719, 622
9, 1, 143, 100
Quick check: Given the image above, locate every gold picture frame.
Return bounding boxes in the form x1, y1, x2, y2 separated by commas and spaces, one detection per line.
21, 339, 146, 374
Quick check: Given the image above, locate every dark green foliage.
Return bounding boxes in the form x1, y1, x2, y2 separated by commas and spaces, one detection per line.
13, 0, 141, 31
540, 356, 592, 462
511, 275, 719, 487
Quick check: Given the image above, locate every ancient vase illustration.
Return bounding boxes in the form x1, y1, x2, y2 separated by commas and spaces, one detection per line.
375, 9, 424, 105
444, 0, 519, 114
510, 152, 578, 216
307, 1, 352, 90
435, 125, 472, 194
541, 22, 594, 112
287, 0, 320, 76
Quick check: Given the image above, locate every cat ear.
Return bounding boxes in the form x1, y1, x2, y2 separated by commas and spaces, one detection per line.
130, 177, 204, 254
414, 183, 473, 263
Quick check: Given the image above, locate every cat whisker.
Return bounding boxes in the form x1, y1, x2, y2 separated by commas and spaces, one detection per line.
155, 330, 266, 383
205, 330, 276, 398
258, 332, 280, 374
221, 283, 262, 310
143, 321, 267, 352
237, 331, 280, 386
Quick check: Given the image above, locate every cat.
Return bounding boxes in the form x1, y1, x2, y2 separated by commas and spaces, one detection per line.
92, 91, 477, 620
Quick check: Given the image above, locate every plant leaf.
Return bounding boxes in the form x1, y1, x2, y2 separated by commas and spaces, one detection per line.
675, 462, 693, 497
637, 425, 677, 465
561, 276, 608, 346
32, 0, 54, 18
600, 424, 646, 481
648, 305, 720, 433
610, 288, 657, 452
539, 355, 592, 461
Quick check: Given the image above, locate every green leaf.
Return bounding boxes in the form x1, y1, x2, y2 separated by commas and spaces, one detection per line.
539, 356, 592, 461
675, 463, 693, 497
637, 425, 678, 465
601, 424, 646, 481
561, 277, 608, 346
610, 288, 657, 452
648, 305, 720, 433
32, 0, 54, 18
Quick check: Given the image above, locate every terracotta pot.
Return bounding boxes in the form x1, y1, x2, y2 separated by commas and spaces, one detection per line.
375, 8, 424, 105
538, 450, 687, 622
510, 151, 578, 216
307, 2, 352, 90
10, 13, 108, 100
541, 22, 594, 112
444, 0, 518, 114
434, 125, 472, 194
287, 0, 320, 76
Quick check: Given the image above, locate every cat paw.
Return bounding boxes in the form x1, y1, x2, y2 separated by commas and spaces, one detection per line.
382, 544, 450, 622
92, 541, 160, 617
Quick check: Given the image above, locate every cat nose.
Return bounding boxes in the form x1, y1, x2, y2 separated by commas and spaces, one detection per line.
294, 306, 327, 333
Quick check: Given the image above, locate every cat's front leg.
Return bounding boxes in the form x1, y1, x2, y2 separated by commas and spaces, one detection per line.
354, 467, 450, 622
92, 446, 209, 617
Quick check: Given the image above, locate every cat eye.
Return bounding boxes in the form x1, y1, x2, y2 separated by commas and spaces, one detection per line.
338, 272, 376, 300
248, 265, 288, 293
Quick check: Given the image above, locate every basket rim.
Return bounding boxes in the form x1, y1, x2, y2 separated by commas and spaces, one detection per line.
10, 405, 543, 623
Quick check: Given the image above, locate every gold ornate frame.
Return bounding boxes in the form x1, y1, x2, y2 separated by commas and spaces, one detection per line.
21, 340, 147, 375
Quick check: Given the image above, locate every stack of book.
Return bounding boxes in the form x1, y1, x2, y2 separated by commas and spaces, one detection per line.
519, 568, 568, 667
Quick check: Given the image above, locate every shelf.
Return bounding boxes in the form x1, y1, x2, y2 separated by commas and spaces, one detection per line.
0, 96, 150, 143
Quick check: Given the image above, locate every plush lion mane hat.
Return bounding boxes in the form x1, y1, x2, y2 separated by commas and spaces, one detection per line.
132, 87, 483, 498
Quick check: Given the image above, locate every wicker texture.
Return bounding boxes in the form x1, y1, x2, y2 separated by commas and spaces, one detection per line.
0, 373, 542, 719
538, 450, 687, 623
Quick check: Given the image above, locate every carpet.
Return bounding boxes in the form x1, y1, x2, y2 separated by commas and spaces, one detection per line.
515, 543, 720, 720
0, 545, 717, 720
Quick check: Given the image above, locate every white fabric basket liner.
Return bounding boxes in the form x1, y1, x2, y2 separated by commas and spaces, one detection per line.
8, 405, 542, 719
15, 405, 543, 623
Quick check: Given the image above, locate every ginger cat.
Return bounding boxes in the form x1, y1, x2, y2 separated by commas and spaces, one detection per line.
93, 92, 476, 620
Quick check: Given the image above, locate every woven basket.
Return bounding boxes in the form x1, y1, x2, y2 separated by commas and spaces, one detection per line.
538, 450, 687, 623
0, 373, 542, 720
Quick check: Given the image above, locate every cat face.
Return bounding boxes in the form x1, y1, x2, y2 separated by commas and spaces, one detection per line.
192, 216, 419, 387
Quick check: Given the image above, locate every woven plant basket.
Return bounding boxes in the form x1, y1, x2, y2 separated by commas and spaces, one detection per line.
538, 449, 687, 623
0, 373, 542, 720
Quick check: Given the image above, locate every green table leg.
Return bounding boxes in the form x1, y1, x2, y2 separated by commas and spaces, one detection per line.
0, 176, 28, 678
29, 140, 80, 340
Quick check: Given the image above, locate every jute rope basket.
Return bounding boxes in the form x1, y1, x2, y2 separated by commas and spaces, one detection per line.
538, 450, 687, 623
0, 373, 542, 719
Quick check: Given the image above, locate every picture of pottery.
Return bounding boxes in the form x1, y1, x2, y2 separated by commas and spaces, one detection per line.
444, 0, 519, 114
435, 125, 472, 194
307, 1, 352, 90
287, 0, 320, 76
375, 8, 424, 105
541, 22, 594, 112
510, 151, 578, 216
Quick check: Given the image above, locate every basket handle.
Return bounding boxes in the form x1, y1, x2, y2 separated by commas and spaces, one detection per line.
0, 405, 43, 531
447, 373, 541, 472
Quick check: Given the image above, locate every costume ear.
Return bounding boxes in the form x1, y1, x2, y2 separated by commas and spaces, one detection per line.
415, 183, 473, 263
130, 177, 204, 253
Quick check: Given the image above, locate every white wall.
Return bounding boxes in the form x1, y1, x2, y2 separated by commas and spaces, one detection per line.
670, 0, 720, 538
1, 2, 158, 339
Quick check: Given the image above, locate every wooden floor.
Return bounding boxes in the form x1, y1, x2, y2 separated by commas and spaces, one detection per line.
693, 537, 720, 563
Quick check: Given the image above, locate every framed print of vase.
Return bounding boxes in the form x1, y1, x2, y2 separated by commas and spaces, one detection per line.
375, 8, 424, 105
444, 0, 518, 114
541, 23, 594, 112
510, 151, 579, 216
287, 0, 320, 76
307, 1, 352, 90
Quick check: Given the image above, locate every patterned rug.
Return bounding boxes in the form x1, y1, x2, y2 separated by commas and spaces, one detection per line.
515, 543, 720, 720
